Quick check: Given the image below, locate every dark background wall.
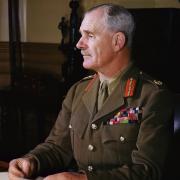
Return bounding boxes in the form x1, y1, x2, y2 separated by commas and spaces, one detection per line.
130, 8, 180, 93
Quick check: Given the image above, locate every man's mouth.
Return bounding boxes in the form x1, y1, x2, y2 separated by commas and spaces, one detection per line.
81, 51, 90, 56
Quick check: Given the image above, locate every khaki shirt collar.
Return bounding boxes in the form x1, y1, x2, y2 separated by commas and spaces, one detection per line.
99, 62, 133, 95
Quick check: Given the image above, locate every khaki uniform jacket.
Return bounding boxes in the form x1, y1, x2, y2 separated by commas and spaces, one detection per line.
29, 63, 173, 180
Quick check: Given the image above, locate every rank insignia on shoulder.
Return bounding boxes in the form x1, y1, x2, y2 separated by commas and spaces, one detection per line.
84, 74, 98, 92
82, 74, 96, 81
153, 80, 163, 86
124, 78, 137, 97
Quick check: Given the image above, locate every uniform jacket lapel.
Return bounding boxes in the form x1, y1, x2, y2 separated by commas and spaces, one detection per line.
94, 78, 125, 121
82, 75, 99, 115
82, 63, 139, 122
94, 63, 139, 122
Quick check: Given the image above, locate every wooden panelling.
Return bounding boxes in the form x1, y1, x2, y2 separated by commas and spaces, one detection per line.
0, 42, 65, 159
0, 42, 10, 88
0, 42, 66, 88
0, 42, 10, 72
21, 42, 66, 78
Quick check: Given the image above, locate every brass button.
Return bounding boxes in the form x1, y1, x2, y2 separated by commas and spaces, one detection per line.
88, 144, 94, 151
120, 136, 125, 142
153, 80, 163, 86
91, 123, 97, 130
88, 165, 93, 172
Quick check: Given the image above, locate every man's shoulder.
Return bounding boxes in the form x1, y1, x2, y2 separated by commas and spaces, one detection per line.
72, 74, 97, 90
80, 74, 96, 82
139, 71, 166, 89
73, 73, 98, 92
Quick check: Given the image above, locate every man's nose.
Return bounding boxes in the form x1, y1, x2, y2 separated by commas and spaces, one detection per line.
76, 37, 86, 49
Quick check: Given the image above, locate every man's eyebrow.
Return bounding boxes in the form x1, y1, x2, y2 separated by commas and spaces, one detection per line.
79, 29, 93, 34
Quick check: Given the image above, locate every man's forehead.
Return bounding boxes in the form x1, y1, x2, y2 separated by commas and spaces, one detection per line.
84, 8, 105, 21
80, 11, 105, 32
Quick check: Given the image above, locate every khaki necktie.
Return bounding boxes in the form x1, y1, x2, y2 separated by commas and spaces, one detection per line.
98, 81, 109, 110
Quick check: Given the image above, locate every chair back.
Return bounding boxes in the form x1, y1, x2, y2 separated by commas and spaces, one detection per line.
0, 161, 9, 172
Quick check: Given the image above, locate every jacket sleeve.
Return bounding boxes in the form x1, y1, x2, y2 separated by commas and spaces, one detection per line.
26, 83, 78, 175
86, 88, 174, 180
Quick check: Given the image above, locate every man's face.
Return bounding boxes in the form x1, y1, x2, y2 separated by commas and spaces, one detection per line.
76, 9, 115, 72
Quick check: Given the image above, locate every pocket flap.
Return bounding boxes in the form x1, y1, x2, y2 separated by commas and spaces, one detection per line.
102, 124, 139, 143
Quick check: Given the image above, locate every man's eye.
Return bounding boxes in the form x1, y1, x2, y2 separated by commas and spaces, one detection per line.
88, 34, 94, 38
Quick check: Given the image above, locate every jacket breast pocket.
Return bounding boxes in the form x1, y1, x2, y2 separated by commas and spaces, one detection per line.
102, 124, 139, 165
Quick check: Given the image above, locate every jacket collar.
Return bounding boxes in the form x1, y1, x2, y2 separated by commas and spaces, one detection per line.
82, 63, 140, 121
82, 74, 99, 115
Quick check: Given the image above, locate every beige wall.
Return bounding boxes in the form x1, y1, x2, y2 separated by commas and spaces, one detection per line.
0, 0, 180, 42
0, 0, 9, 41
81, 0, 180, 10
0, 0, 70, 43
26, 0, 180, 43
26, 0, 70, 43
155, 0, 180, 8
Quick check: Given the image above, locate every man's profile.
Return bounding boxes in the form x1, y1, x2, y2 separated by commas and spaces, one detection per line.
8, 3, 173, 180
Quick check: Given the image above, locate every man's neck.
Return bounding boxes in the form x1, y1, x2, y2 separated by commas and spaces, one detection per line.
98, 48, 131, 79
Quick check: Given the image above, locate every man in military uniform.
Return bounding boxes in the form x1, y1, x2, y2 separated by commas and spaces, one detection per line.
8, 3, 173, 180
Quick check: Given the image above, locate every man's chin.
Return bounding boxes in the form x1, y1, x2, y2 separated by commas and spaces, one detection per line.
83, 63, 94, 70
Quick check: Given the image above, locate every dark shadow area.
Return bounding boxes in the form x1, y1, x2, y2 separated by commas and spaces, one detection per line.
161, 93, 180, 180
130, 8, 180, 94
0, 72, 65, 161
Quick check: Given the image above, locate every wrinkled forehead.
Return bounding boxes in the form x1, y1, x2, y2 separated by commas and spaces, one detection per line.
80, 9, 107, 32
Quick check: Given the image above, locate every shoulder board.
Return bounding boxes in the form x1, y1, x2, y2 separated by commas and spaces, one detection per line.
139, 71, 165, 88
84, 74, 98, 92
80, 74, 96, 82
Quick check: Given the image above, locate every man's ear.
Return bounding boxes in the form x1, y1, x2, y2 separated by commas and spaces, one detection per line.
112, 32, 126, 51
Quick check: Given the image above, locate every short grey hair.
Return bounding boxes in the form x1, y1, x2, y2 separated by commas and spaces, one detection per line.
86, 3, 135, 48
